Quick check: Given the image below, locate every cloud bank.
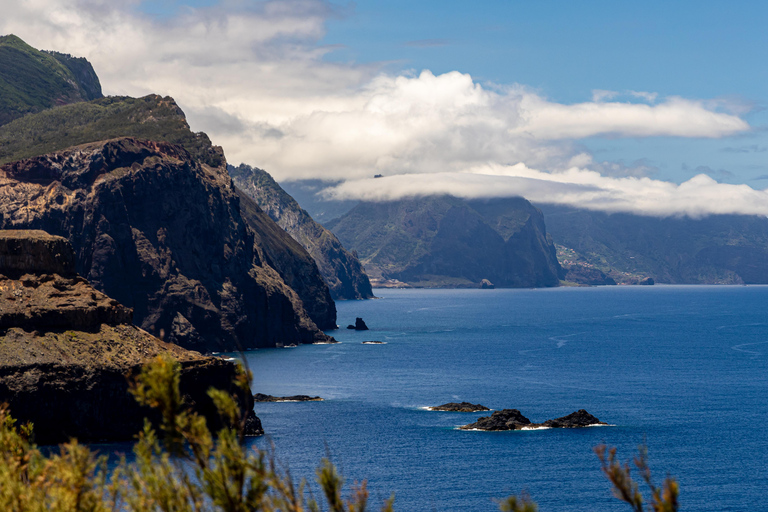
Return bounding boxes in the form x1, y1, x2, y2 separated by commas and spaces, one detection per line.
0, 0, 759, 217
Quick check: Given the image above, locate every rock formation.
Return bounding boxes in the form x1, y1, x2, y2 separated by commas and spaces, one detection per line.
428, 402, 490, 412
460, 409, 532, 430
0, 138, 333, 351
347, 317, 369, 330
0, 230, 262, 444
460, 409, 607, 431
230, 164, 374, 300
253, 393, 323, 402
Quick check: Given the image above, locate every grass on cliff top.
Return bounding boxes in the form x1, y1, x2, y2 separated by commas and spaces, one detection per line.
0, 34, 101, 127
0, 94, 223, 167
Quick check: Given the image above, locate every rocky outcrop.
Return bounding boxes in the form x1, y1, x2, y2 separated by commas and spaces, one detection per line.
541, 409, 607, 428
460, 409, 607, 431
347, 317, 368, 330
0, 230, 262, 444
236, 188, 337, 330
561, 263, 617, 286
230, 164, 374, 300
253, 393, 323, 402
460, 409, 532, 430
428, 402, 490, 412
0, 138, 333, 351
326, 196, 562, 288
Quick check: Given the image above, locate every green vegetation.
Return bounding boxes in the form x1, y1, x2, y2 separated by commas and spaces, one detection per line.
0, 34, 101, 126
541, 204, 768, 284
0, 94, 223, 167
0, 355, 678, 511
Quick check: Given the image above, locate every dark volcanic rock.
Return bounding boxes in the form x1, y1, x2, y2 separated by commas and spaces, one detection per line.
236, 188, 337, 330
461, 408, 607, 431
480, 279, 495, 289
0, 138, 333, 351
429, 402, 490, 412
460, 409, 532, 431
542, 409, 607, 428
0, 230, 262, 444
347, 317, 369, 330
230, 164, 374, 300
253, 393, 323, 402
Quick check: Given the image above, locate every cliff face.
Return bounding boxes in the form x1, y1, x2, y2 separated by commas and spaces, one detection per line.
326, 196, 562, 288
540, 204, 768, 284
230, 164, 374, 300
0, 35, 102, 126
0, 230, 261, 444
0, 139, 333, 351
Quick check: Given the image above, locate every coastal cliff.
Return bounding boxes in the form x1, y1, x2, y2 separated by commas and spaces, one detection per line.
0, 138, 333, 351
326, 196, 562, 288
230, 164, 374, 300
0, 230, 262, 444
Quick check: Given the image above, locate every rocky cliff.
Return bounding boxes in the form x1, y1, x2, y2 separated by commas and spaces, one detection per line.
0, 230, 262, 444
0, 34, 102, 126
230, 164, 373, 300
0, 138, 333, 351
326, 196, 562, 288
540, 204, 768, 284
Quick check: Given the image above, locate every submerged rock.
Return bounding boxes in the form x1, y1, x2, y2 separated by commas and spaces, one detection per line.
429, 402, 490, 412
347, 317, 369, 330
0, 230, 263, 444
253, 393, 323, 402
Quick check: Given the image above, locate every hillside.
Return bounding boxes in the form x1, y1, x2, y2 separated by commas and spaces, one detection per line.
540, 204, 768, 284
0, 137, 335, 350
230, 164, 374, 300
326, 196, 562, 288
0, 34, 102, 126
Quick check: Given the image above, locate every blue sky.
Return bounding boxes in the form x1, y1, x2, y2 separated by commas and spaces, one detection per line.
317, 0, 768, 184
4, 0, 768, 216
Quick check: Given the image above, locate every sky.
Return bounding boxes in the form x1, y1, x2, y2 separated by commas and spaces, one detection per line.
2, 0, 768, 217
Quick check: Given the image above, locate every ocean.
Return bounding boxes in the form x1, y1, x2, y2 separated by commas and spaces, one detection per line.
245, 286, 768, 511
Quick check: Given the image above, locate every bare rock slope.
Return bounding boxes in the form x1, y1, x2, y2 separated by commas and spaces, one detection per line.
0, 230, 262, 444
0, 138, 333, 351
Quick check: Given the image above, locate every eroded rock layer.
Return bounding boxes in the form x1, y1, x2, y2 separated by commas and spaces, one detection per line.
0, 139, 333, 351
0, 230, 262, 444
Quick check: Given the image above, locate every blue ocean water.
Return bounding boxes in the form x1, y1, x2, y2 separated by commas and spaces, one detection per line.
245, 287, 768, 511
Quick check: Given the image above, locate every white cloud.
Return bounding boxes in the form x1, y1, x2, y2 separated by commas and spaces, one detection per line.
0, 0, 757, 217
323, 167, 768, 218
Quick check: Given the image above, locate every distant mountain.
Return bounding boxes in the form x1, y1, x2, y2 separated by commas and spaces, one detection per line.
326, 196, 562, 288
279, 179, 360, 225
0, 34, 102, 126
230, 164, 374, 300
540, 204, 768, 284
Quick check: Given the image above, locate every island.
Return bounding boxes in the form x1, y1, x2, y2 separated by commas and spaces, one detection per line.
254, 393, 324, 402
460, 409, 607, 431
428, 402, 490, 412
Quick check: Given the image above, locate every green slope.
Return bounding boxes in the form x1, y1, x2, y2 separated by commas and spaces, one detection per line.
0, 94, 223, 167
0, 34, 102, 126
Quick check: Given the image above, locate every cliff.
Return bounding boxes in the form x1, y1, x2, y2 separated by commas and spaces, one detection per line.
0, 230, 262, 444
326, 196, 562, 288
0, 138, 333, 351
230, 164, 374, 300
540, 204, 768, 284
0, 34, 102, 127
